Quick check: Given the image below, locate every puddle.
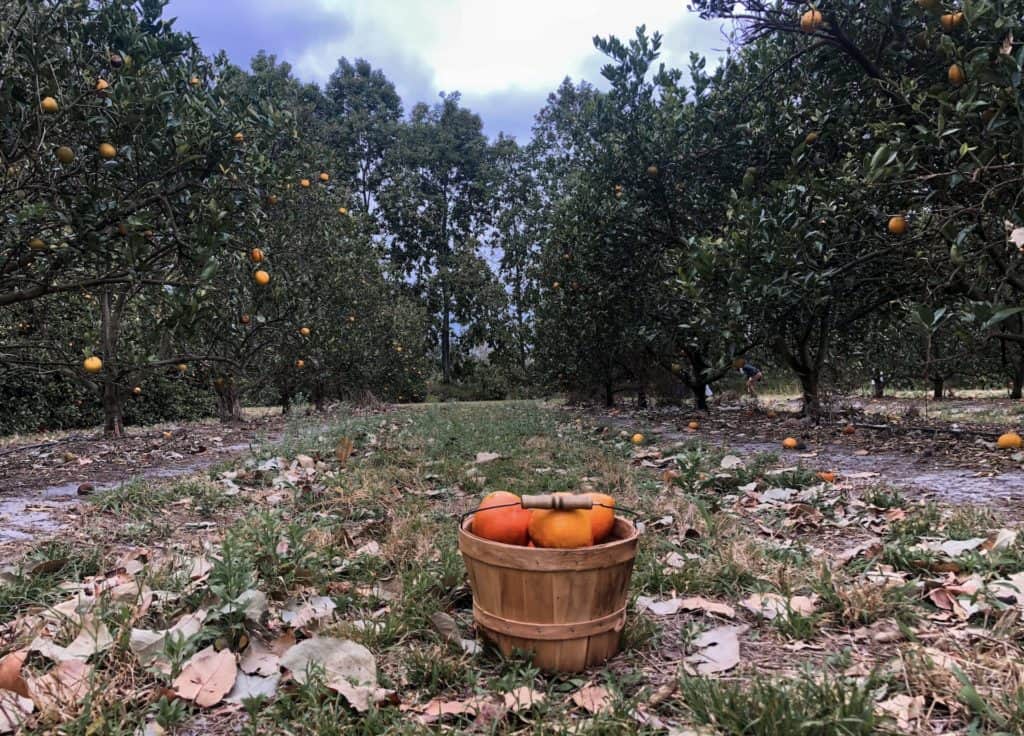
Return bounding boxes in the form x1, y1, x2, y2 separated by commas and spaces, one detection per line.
0, 442, 254, 543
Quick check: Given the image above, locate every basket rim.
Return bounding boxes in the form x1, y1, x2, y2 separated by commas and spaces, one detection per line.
458, 515, 638, 552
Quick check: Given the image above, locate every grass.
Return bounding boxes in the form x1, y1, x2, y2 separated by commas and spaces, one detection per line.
673, 671, 886, 735
4, 400, 1024, 734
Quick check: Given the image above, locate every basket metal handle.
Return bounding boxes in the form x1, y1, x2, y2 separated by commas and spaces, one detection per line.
520, 494, 593, 510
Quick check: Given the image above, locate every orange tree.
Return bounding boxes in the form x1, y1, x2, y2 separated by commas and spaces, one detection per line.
532, 30, 761, 409
690, 0, 1024, 412
0, 0, 276, 435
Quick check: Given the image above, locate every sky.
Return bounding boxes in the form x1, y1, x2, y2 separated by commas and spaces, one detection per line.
163, 0, 730, 141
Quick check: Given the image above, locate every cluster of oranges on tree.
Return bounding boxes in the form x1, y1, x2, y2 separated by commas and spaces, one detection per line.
469, 491, 618, 549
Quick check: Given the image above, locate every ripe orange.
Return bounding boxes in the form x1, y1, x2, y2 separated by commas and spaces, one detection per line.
997, 432, 1023, 450
319, 172, 329, 182
250, 247, 264, 263
299, 326, 311, 336
948, 63, 964, 86
338, 207, 348, 215
190, 76, 200, 86
132, 386, 142, 396
83, 356, 102, 374
295, 359, 305, 369
40, 96, 59, 113
300, 178, 311, 188
254, 270, 270, 285
631, 433, 644, 445
95, 79, 109, 91
842, 424, 856, 435
805, 131, 818, 144
240, 314, 251, 325
816, 471, 836, 483
529, 508, 593, 549
98, 143, 117, 159
176, 363, 188, 373
266, 195, 278, 206
646, 164, 659, 177
939, 11, 963, 31
887, 215, 907, 235
782, 437, 799, 449
56, 146, 75, 164
29, 237, 45, 250
800, 9, 824, 32
586, 492, 616, 544
552, 281, 560, 289
688, 421, 700, 430
233, 132, 245, 143
470, 491, 531, 545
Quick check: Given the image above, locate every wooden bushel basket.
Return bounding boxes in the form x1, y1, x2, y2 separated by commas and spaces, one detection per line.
458, 494, 639, 672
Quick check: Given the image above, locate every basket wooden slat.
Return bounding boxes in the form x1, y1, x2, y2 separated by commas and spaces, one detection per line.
458, 516, 639, 672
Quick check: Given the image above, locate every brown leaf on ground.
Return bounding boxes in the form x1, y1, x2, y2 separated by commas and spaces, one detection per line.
405, 696, 496, 724
0, 653, 28, 699
269, 630, 297, 657
473, 451, 500, 464
239, 639, 280, 677
172, 647, 237, 708
503, 686, 545, 712
876, 693, 925, 729
27, 659, 91, 716
571, 683, 612, 713
741, 593, 816, 620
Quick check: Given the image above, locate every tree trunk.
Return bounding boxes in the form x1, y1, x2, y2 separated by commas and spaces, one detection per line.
932, 376, 944, 400
604, 382, 614, 408
694, 382, 708, 411
872, 370, 885, 398
441, 304, 451, 384
279, 386, 292, 415
102, 378, 124, 437
99, 289, 124, 438
215, 382, 244, 423
312, 379, 326, 412
637, 385, 648, 409
798, 370, 821, 421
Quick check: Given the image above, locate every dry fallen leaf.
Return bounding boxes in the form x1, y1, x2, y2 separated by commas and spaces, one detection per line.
280, 637, 390, 712
571, 683, 612, 713
741, 593, 816, 620
28, 659, 91, 716
0, 690, 32, 734
503, 686, 545, 712
636, 595, 734, 618
685, 625, 744, 675
239, 639, 280, 677
405, 696, 494, 724
877, 693, 925, 729
225, 672, 280, 704
280, 595, 336, 629
172, 647, 237, 708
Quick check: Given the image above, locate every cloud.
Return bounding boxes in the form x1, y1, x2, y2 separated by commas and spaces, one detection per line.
164, 0, 352, 68
162, 0, 731, 139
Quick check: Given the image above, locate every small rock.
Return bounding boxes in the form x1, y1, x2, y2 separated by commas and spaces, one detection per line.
76, 483, 95, 496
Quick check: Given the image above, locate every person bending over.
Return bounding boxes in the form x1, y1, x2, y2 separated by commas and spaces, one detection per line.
740, 362, 764, 395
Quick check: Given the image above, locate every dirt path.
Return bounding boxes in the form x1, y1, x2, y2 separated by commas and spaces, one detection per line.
0, 416, 284, 548
586, 404, 1024, 508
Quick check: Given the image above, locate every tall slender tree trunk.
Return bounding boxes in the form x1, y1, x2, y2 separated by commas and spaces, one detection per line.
604, 381, 614, 408
694, 383, 709, 411
637, 384, 648, 409
798, 369, 821, 420
1011, 362, 1023, 400
932, 376, 944, 400
873, 370, 885, 398
442, 305, 451, 384
99, 288, 124, 438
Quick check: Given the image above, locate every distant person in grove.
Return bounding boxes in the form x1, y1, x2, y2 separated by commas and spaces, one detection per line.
739, 361, 764, 395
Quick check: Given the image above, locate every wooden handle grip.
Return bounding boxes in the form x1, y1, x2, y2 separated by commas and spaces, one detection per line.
520, 494, 593, 510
